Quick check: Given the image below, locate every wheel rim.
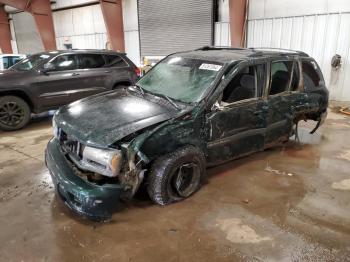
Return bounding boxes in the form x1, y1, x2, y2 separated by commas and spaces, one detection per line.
0, 101, 25, 127
171, 162, 201, 198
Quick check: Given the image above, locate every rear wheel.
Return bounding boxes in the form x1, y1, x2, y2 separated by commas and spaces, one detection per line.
147, 146, 206, 205
113, 83, 129, 90
0, 96, 31, 131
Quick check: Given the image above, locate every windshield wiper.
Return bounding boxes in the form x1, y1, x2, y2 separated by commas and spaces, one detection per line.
157, 94, 181, 110
134, 84, 145, 96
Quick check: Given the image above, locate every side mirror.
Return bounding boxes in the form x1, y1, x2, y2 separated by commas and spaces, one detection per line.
41, 62, 55, 73
211, 101, 225, 111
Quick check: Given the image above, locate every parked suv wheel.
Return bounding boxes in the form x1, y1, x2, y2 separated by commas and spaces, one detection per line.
147, 145, 206, 205
0, 96, 31, 131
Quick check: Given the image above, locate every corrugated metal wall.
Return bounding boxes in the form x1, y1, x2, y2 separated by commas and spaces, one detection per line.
214, 22, 230, 46
247, 13, 350, 101
138, 0, 213, 57
247, 0, 350, 102
53, 4, 108, 50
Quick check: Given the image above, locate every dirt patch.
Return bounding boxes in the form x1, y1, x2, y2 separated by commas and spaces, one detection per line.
216, 218, 272, 244
337, 150, 350, 162
332, 179, 350, 191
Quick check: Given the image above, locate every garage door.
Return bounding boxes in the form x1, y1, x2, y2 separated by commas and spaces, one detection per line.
138, 0, 214, 57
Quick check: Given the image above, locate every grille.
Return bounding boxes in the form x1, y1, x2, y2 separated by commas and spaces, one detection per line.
58, 129, 84, 159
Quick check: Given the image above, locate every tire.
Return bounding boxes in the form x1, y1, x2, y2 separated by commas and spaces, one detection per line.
0, 96, 31, 131
147, 145, 206, 205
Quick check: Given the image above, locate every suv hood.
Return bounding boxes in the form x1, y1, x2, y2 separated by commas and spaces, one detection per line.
0, 70, 32, 86
55, 89, 183, 147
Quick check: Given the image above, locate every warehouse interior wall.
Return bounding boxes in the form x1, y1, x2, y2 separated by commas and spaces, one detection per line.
11, 12, 44, 54
247, 0, 350, 102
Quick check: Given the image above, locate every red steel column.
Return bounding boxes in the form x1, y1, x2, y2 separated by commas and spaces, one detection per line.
0, 5, 12, 53
229, 0, 247, 47
0, 0, 56, 51
100, 0, 125, 52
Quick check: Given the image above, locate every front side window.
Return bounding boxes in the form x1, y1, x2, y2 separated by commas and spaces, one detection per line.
137, 56, 224, 103
78, 54, 105, 69
269, 61, 293, 95
221, 64, 265, 104
10, 54, 52, 71
104, 55, 128, 67
51, 55, 77, 71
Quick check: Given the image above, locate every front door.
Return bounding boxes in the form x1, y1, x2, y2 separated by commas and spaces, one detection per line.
33, 54, 84, 108
206, 62, 267, 164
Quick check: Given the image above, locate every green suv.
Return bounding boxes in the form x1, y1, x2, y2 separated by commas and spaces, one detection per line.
46, 47, 328, 220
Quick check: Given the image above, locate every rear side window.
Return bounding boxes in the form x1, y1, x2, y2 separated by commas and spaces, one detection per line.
78, 54, 105, 69
302, 61, 321, 90
270, 61, 295, 95
104, 55, 128, 67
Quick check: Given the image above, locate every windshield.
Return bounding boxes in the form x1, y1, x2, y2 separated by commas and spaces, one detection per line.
10, 53, 52, 71
137, 57, 224, 103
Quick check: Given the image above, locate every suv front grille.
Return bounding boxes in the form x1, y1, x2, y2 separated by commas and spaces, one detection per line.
58, 129, 84, 160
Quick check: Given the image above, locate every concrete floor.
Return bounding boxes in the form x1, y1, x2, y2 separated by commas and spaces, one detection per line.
0, 109, 350, 262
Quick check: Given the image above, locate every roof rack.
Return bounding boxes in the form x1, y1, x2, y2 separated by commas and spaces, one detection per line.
249, 47, 309, 57
196, 46, 247, 51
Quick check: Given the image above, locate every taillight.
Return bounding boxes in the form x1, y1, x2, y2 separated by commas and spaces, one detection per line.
134, 67, 141, 77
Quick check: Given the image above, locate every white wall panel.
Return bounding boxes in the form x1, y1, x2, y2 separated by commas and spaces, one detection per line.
53, 4, 107, 50
122, 0, 140, 66
247, 11, 350, 101
214, 22, 230, 46
249, 0, 350, 20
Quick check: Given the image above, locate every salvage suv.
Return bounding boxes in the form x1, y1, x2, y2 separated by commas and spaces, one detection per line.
46, 47, 328, 219
0, 50, 139, 130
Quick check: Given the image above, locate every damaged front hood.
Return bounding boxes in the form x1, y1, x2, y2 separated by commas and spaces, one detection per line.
55, 89, 181, 147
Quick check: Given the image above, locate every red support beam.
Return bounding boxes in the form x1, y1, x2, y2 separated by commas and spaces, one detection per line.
229, 0, 247, 47
0, 0, 56, 51
0, 5, 12, 53
100, 0, 125, 52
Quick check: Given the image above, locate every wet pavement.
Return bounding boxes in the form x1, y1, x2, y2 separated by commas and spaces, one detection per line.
0, 108, 350, 261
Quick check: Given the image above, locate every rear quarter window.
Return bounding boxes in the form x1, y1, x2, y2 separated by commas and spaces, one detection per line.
302, 60, 321, 90
104, 55, 129, 68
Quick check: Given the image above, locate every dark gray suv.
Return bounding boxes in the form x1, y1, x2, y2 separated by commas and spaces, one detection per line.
0, 50, 139, 131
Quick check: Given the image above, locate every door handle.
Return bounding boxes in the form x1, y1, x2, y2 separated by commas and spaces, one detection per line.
104, 70, 112, 73
253, 110, 263, 115
71, 73, 80, 76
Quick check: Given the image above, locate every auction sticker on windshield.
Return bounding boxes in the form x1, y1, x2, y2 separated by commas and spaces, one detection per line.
199, 63, 222, 71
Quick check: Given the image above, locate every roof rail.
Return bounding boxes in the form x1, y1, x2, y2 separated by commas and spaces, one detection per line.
196, 46, 247, 51
249, 47, 309, 57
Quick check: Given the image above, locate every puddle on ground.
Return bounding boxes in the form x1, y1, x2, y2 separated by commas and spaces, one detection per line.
332, 179, 350, 191
216, 218, 272, 244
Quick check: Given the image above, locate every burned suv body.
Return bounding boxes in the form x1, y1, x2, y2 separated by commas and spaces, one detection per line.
46, 47, 328, 219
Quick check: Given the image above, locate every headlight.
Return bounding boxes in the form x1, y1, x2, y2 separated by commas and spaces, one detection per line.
52, 117, 59, 138
82, 146, 122, 177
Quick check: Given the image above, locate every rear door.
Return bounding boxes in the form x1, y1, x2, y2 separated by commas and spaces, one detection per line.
206, 61, 268, 164
265, 59, 297, 145
72, 53, 110, 100
104, 54, 138, 87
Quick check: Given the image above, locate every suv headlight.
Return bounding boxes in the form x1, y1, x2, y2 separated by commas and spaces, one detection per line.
82, 146, 122, 177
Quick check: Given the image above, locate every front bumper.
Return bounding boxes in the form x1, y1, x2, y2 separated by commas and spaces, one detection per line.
45, 138, 125, 220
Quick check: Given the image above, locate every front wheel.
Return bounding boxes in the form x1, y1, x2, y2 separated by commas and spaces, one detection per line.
0, 96, 31, 131
147, 146, 206, 205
